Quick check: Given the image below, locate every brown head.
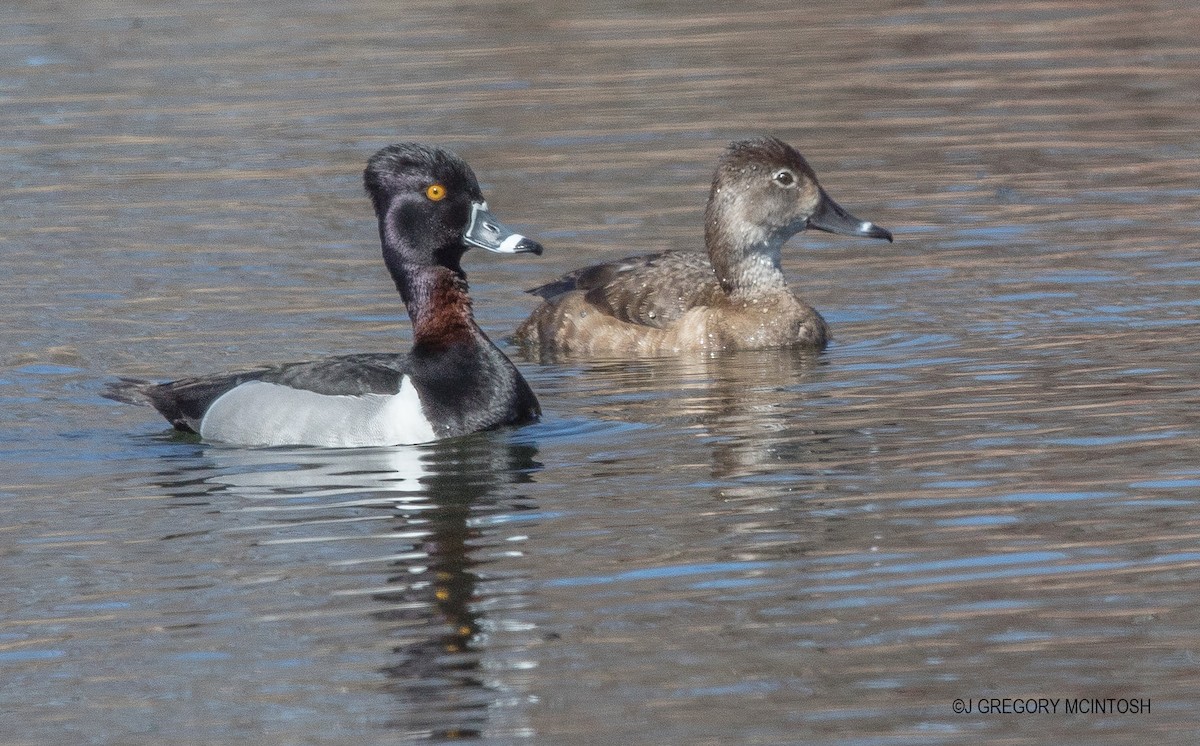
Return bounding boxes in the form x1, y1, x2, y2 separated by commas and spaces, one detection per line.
705, 136, 892, 294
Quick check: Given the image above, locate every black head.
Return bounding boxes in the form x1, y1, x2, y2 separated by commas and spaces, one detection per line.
364, 143, 542, 274
710, 136, 892, 244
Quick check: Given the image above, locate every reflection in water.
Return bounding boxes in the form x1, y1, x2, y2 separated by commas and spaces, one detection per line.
567, 349, 837, 484
206, 445, 430, 498
557, 350, 883, 569
204, 437, 542, 740
685, 350, 827, 483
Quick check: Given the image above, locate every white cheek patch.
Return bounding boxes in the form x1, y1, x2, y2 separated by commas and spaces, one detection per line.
860, 221, 875, 233
496, 233, 527, 253
199, 377, 437, 448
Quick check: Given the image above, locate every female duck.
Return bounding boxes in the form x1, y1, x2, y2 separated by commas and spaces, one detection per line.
106, 143, 543, 447
513, 136, 892, 356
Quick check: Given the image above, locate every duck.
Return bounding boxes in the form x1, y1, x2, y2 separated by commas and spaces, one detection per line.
105, 143, 544, 448
512, 136, 892, 356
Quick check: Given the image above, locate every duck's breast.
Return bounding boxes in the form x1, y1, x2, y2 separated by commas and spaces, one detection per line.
702, 293, 828, 350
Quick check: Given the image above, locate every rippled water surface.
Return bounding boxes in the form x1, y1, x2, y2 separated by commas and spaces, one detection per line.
3, 0, 1199, 743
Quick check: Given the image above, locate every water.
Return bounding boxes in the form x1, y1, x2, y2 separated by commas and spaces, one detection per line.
3, 0, 1199, 743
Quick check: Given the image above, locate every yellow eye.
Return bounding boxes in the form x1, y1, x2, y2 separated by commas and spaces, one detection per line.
425, 184, 447, 201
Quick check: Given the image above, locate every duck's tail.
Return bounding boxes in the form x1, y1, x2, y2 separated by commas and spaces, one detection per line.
102, 378, 156, 407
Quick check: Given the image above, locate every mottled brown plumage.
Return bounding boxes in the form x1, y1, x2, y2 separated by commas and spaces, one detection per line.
513, 136, 892, 357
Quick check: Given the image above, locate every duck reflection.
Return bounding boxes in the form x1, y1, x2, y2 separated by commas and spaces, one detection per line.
554, 349, 867, 562
373, 437, 540, 739
202, 443, 432, 497
572, 348, 835, 482
202, 435, 541, 740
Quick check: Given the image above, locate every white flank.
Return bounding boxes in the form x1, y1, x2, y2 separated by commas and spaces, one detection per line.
199, 377, 437, 448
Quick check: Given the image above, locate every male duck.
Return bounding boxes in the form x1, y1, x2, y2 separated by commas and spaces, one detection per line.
106, 143, 543, 447
513, 136, 892, 356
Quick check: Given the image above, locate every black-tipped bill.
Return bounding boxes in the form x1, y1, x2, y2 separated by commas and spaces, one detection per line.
807, 188, 893, 243
463, 201, 544, 255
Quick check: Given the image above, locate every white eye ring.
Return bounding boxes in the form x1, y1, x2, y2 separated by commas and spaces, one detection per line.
773, 170, 796, 187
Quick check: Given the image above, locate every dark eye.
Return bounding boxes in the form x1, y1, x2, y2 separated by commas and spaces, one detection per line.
773, 170, 795, 187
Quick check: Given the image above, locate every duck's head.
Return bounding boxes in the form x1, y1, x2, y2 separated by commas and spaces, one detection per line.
364, 143, 543, 274
708, 136, 892, 249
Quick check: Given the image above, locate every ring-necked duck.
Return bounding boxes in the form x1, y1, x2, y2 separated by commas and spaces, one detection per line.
513, 136, 892, 356
105, 143, 543, 447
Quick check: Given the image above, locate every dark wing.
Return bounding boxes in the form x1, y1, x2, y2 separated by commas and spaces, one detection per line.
527, 251, 725, 328
261, 353, 410, 396
104, 353, 411, 432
